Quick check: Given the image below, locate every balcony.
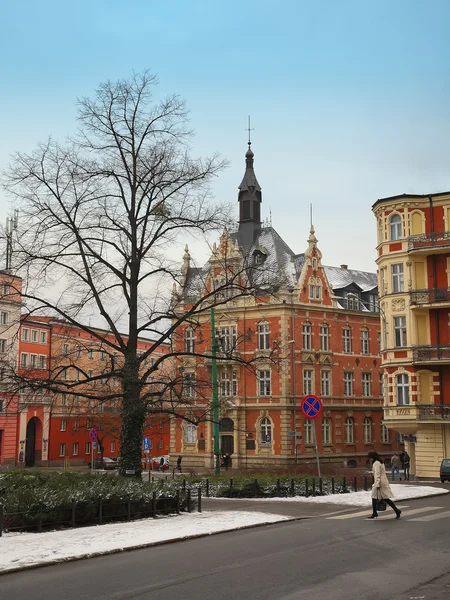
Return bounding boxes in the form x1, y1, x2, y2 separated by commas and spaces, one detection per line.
412, 345, 450, 364
410, 288, 450, 307
418, 404, 450, 420
408, 231, 450, 254
383, 404, 450, 431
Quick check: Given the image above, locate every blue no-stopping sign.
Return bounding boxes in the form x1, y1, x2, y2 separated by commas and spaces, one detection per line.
300, 395, 323, 419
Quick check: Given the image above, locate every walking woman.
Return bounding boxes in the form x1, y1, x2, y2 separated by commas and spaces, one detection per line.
367, 451, 402, 519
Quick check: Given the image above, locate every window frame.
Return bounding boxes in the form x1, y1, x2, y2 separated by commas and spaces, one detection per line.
345, 417, 354, 444
321, 370, 331, 396
390, 214, 402, 241
302, 323, 312, 350
185, 327, 195, 353
257, 322, 270, 350
343, 328, 352, 353
394, 316, 407, 348
303, 369, 314, 395
392, 263, 404, 293
319, 325, 329, 352
260, 417, 272, 443
185, 423, 197, 444
344, 371, 354, 396
322, 417, 332, 445
304, 419, 313, 445
363, 417, 372, 444
362, 372, 371, 397
396, 373, 410, 405
257, 369, 271, 396
361, 330, 369, 355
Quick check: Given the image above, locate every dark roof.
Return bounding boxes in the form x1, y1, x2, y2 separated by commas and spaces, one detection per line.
372, 190, 450, 209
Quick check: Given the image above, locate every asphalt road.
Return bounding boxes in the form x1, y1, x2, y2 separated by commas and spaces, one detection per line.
2, 491, 450, 600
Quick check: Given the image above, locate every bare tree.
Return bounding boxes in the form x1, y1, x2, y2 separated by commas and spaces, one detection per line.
2, 72, 270, 474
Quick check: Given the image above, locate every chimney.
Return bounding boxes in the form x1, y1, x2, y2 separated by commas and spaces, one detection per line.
340, 264, 348, 270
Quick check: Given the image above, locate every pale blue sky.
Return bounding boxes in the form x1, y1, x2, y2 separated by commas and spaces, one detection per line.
2, 0, 450, 271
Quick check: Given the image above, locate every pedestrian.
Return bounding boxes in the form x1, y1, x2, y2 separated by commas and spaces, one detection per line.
176, 455, 182, 473
223, 453, 230, 471
159, 456, 165, 472
367, 451, 402, 520
391, 452, 402, 481
403, 451, 410, 481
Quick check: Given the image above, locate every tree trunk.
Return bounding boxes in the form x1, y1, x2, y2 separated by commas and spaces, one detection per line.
119, 357, 144, 476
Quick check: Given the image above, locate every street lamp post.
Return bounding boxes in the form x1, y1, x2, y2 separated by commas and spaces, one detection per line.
211, 307, 220, 475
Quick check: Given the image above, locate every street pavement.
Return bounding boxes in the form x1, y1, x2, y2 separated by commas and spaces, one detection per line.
2, 489, 450, 600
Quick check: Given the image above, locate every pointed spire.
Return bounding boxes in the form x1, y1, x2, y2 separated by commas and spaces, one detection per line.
181, 244, 190, 277
305, 224, 322, 263
239, 142, 261, 194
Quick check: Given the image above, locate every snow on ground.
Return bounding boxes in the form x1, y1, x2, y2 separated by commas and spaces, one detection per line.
0, 511, 290, 574
207, 485, 448, 506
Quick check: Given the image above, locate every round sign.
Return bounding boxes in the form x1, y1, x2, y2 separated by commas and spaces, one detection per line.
89, 428, 98, 442
300, 395, 323, 419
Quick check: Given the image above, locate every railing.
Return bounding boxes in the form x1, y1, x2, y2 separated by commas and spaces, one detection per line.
412, 345, 450, 363
410, 288, 450, 305
418, 404, 450, 420
408, 231, 450, 251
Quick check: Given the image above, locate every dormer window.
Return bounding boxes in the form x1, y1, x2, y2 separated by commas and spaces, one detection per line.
253, 250, 266, 265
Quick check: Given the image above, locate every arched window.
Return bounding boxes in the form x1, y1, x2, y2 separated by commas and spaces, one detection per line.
184, 424, 197, 444
390, 214, 402, 241
348, 459, 357, 468
260, 417, 272, 443
185, 327, 195, 353
381, 424, 390, 443
345, 417, 354, 444
363, 417, 372, 444
322, 417, 332, 445
219, 417, 234, 432
304, 419, 313, 444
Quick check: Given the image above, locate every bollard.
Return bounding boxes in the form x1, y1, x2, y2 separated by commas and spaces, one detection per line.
127, 497, 131, 521
290, 478, 295, 496
312, 478, 316, 497
71, 498, 76, 527
254, 479, 258, 494
98, 496, 103, 525
353, 475, 358, 493
176, 489, 180, 514
277, 478, 281, 491
319, 477, 323, 495
198, 487, 202, 513
305, 479, 309, 497
152, 491, 157, 518
229, 478, 233, 497
206, 478, 210, 498
331, 476, 335, 495
343, 476, 347, 493
0, 504, 3, 537
364, 475, 368, 491
187, 488, 192, 513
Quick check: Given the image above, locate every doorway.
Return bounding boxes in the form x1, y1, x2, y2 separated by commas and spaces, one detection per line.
25, 417, 40, 467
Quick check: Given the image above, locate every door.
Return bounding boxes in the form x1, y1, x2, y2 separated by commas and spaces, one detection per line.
221, 435, 234, 456
25, 418, 37, 467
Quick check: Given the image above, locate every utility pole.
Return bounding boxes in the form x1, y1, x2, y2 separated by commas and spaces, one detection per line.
211, 307, 220, 475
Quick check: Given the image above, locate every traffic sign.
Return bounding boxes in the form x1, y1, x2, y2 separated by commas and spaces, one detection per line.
92, 442, 97, 449
288, 431, 295, 437
89, 428, 98, 442
143, 437, 150, 451
300, 395, 323, 419
265, 434, 271, 443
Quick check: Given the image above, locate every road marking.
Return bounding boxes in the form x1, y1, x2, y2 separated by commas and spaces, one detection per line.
328, 505, 409, 519
375, 506, 443, 519
409, 509, 450, 522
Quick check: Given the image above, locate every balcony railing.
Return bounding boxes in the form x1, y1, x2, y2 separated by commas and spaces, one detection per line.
418, 404, 450, 420
412, 345, 450, 363
410, 288, 450, 305
408, 230, 450, 251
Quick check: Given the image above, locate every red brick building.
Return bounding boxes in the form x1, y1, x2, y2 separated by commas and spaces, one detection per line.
171, 143, 400, 470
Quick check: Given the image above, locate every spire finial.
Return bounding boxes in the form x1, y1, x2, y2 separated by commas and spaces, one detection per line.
246, 115, 254, 148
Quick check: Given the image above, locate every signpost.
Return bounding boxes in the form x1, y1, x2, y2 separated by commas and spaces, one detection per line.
143, 437, 150, 452
300, 395, 323, 478
89, 428, 98, 473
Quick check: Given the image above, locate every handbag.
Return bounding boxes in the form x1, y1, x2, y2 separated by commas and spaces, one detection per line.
376, 489, 387, 512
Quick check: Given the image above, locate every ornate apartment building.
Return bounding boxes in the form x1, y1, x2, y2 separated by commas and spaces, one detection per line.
170, 144, 400, 470
373, 191, 450, 478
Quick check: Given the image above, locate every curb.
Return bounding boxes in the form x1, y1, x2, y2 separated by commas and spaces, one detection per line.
0, 516, 303, 576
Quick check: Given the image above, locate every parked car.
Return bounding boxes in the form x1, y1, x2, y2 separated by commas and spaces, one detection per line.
88, 457, 118, 470
151, 456, 170, 471
440, 458, 450, 482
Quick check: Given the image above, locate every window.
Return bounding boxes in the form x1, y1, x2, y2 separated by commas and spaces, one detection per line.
345, 417, 354, 444
220, 370, 237, 397
76, 345, 82, 359
40, 331, 47, 344
0, 312, 8, 325
38, 355, 47, 369
258, 370, 271, 396
74, 369, 80, 382
88, 369, 94, 380
159, 437, 164, 449
185, 424, 197, 444
322, 418, 332, 445
30, 329, 38, 343
381, 424, 390, 443
304, 419, 313, 444
73, 442, 79, 456
160, 419, 164, 429
368, 294, 379, 312
394, 316, 407, 347
2, 283, 10, 296
215, 326, 237, 352
303, 369, 313, 395
60, 419, 67, 432
258, 322, 270, 350
319, 325, 329, 352
100, 350, 106, 361
185, 327, 195, 353
260, 417, 272, 443
390, 214, 402, 241
346, 293, 359, 311
362, 373, 371, 397
392, 264, 404, 293
363, 417, 372, 444
396, 373, 410, 405
110, 440, 116, 453
321, 370, 331, 396
309, 285, 321, 300
377, 332, 381, 353
88, 349, 93, 360
74, 419, 79, 431
361, 330, 369, 355
22, 328, 29, 342
0, 398, 4, 413
85, 442, 91, 454
0, 339, 6, 353
62, 343, 69, 357
380, 373, 384, 397
183, 373, 196, 398
61, 367, 68, 380
378, 218, 383, 243
343, 328, 352, 353
344, 372, 353, 396
86, 418, 91, 429
20, 353, 28, 368
0, 368, 5, 381
302, 323, 312, 350
59, 443, 66, 457
29, 354, 37, 368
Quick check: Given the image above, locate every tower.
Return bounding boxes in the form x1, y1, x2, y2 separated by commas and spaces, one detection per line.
237, 142, 262, 248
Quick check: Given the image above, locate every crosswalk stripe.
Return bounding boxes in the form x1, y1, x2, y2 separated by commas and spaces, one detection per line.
409, 509, 450, 522
375, 506, 443, 519
328, 505, 409, 520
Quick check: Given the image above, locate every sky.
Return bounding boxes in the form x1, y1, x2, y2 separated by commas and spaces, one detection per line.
2, 0, 450, 273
